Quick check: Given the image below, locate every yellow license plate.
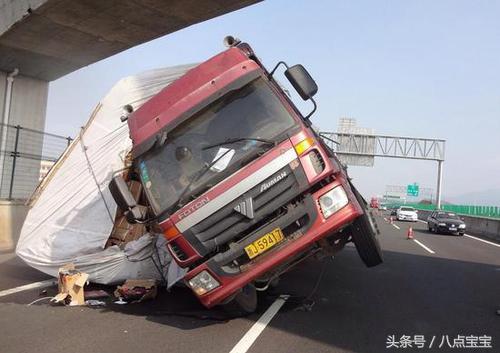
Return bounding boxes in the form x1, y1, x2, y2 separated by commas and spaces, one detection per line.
244, 228, 284, 259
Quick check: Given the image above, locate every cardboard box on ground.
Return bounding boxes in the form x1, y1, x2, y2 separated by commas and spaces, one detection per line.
51, 264, 158, 306
107, 180, 148, 247
51, 264, 89, 306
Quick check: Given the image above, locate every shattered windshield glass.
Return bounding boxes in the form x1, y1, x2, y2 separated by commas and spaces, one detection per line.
139, 78, 298, 215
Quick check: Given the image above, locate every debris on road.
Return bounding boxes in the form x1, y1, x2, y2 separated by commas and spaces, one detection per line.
114, 279, 157, 303
51, 264, 89, 306
85, 300, 106, 307
84, 290, 110, 300
27, 297, 53, 306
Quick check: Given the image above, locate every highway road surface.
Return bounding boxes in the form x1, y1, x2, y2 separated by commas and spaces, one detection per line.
0, 212, 499, 353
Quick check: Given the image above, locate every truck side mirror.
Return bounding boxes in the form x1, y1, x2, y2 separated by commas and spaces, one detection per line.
109, 175, 144, 223
284, 65, 318, 100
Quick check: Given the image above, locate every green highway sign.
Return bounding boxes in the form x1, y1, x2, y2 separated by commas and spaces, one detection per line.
407, 183, 419, 197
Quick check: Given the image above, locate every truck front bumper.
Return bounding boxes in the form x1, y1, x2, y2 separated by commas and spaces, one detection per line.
184, 176, 363, 308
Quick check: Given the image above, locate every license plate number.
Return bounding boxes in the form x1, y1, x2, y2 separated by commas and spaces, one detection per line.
244, 228, 284, 259
449, 227, 457, 231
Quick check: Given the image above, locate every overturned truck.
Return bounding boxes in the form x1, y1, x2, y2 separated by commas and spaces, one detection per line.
18, 37, 382, 312
110, 37, 383, 311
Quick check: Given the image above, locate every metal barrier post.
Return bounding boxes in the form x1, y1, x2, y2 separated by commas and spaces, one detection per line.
8, 125, 21, 200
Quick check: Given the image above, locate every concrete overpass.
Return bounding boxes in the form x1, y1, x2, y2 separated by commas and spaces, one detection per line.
1, 0, 261, 81
0, 0, 261, 250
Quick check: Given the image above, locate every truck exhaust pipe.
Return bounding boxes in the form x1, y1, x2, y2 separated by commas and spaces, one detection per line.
223, 35, 240, 48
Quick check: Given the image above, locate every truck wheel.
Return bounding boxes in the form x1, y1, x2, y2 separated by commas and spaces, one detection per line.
350, 187, 383, 267
223, 284, 257, 315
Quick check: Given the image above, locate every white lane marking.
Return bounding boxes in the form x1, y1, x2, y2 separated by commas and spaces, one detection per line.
392, 224, 400, 230
464, 234, 500, 248
413, 239, 435, 254
417, 219, 427, 224
229, 295, 289, 353
0, 279, 57, 298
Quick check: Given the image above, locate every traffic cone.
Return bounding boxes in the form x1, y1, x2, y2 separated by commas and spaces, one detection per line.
407, 227, 414, 239
390, 216, 394, 224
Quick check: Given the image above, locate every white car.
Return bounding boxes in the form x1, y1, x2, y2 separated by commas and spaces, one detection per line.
396, 206, 418, 222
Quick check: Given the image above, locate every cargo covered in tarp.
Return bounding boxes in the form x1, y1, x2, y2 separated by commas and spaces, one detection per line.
16, 64, 196, 285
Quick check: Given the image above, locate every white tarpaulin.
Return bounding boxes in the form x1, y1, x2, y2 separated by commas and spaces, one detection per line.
16, 64, 196, 285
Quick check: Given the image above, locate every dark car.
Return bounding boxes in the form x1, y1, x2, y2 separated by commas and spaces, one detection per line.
427, 211, 466, 236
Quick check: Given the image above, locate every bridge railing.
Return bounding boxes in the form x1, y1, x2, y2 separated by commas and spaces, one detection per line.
0, 123, 72, 200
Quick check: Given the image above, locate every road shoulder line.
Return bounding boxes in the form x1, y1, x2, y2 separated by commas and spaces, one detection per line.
413, 239, 436, 254
229, 295, 289, 353
0, 279, 57, 298
464, 234, 500, 248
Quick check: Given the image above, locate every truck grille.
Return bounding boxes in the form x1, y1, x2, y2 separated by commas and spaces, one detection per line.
186, 164, 303, 254
309, 150, 325, 174
169, 242, 188, 261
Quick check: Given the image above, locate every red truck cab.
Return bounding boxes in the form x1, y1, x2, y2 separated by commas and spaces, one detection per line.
110, 37, 382, 311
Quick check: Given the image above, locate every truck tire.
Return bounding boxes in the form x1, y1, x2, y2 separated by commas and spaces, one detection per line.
223, 284, 257, 315
350, 186, 383, 267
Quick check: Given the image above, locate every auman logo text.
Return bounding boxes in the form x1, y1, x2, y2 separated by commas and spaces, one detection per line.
260, 171, 287, 193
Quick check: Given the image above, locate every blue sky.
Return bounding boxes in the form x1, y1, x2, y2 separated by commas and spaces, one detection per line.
46, 0, 500, 204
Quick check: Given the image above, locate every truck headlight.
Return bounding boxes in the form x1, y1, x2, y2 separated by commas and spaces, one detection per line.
319, 186, 349, 218
188, 270, 220, 296
438, 223, 446, 226
459, 224, 466, 228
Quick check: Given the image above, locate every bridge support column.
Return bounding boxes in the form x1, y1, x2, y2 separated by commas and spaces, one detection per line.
0, 70, 48, 250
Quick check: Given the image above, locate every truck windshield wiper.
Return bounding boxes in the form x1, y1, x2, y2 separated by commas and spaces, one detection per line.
202, 137, 275, 150
174, 148, 234, 209
175, 138, 276, 209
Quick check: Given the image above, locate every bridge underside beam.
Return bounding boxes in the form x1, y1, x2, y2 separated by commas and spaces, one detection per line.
0, 0, 261, 81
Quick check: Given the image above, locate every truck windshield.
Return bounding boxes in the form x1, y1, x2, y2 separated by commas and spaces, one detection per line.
138, 78, 299, 215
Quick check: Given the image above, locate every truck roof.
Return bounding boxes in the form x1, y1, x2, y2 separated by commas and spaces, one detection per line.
127, 46, 261, 156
